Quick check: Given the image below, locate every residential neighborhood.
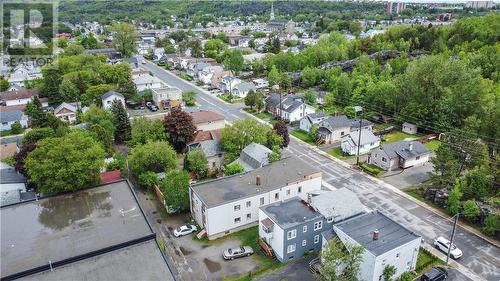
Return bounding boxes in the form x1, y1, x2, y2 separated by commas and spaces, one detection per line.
1, 1, 499, 281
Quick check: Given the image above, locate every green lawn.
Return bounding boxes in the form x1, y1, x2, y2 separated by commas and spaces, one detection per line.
416, 248, 444, 273
373, 123, 393, 131
290, 130, 315, 145
382, 131, 416, 143
424, 140, 441, 151
327, 147, 351, 160
219, 94, 243, 104
243, 108, 274, 120
359, 162, 385, 177
0, 128, 25, 137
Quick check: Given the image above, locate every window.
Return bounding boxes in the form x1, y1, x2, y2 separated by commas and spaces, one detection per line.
246, 213, 251, 220
396, 253, 400, 258
287, 244, 296, 253
302, 240, 307, 246
382, 157, 387, 162
327, 217, 334, 223
287, 229, 297, 240
286, 189, 290, 195
234, 217, 241, 224
260, 197, 265, 205
298, 186, 302, 193
246, 201, 251, 207
303, 225, 307, 233
314, 221, 322, 231
234, 205, 241, 211
314, 235, 320, 244
274, 193, 279, 200
341, 131, 345, 136
416, 156, 421, 160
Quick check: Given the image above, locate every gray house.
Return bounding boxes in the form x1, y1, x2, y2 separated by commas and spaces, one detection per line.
299, 112, 328, 132
368, 140, 431, 171
230, 142, 272, 172
259, 188, 365, 262
317, 115, 352, 144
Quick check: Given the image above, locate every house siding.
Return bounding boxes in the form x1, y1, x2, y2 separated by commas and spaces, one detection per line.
281, 219, 332, 261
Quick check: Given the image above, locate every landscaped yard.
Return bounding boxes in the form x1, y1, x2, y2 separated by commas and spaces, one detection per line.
381, 131, 417, 144
219, 93, 243, 104
415, 248, 444, 274
424, 140, 441, 151
243, 108, 273, 120
327, 147, 352, 160
290, 129, 315, 145
359, 162, 385, 177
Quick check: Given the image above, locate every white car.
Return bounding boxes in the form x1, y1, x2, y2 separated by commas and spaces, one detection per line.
173, 224, 197, 237
433, 236, 462, 259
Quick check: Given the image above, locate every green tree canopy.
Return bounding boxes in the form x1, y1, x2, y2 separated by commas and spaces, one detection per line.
111, 22, 138, 57
160, 170, 190, 211
184, 148, 208, 178
130, 117, 167, 146
128, 141, 178, 176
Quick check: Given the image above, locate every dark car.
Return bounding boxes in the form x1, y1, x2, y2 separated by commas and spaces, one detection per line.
421, 267, 448, 281
126, 101, 145, 110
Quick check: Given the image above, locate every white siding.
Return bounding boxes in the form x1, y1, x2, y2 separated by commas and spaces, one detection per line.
5, 98, 32, 106
401, 154, 430, 169
259, 209, 285, 260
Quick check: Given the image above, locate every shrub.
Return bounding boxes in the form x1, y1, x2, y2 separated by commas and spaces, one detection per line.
225, 162, 245, 175
10, 121, 23, 134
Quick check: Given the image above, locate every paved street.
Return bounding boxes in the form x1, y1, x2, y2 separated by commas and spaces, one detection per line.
142, 60, 500, 281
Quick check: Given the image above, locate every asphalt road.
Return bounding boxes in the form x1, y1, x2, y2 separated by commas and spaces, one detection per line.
142, 60, 500, 281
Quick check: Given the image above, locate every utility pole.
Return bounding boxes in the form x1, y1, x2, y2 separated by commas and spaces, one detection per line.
446, 213, 460, 264
354, 106, 363, 166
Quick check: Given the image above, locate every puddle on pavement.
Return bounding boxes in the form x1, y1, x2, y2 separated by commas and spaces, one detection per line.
167, 226, 173, 231
201, 245, 209, 249
203, 258, 221, 273
174, 249, 181, 256
179, 246, 192, 255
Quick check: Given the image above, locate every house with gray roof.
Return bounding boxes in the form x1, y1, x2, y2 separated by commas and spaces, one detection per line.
258, 188, 366, 262
341, 130, 380, 156
0, 163, 34, 206
189, 156, 322, 239
368, 140, 431, 171
232, 82, 256, 99
265, 94, 315, 123
299, 112, 328, 132
101, 91, 125, 110
230, 142, 272, 172
324, 211, 421, 281
0, 110, 28, 131
317, 115, 352, 144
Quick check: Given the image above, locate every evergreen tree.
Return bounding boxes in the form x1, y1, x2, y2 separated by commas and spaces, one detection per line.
25, 96, 48, 128
111, 99, 131, 143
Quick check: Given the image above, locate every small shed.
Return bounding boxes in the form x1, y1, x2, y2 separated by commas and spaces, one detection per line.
402, 122, 418, 135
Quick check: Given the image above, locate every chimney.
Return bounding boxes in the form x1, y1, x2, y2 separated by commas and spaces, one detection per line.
373, 229, 380, 240
256, 176, 261, 186
408, 142, 413, 151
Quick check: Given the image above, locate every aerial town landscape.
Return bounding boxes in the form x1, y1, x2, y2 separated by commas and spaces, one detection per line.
0, 0, 499, 281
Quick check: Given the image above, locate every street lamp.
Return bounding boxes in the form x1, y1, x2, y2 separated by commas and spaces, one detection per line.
354, 106, 363, 166
446, 213, 460, 264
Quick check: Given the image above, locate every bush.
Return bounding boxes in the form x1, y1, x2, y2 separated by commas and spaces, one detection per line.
184, 148, 208, 178
183, 91, 197, 107
10, 121, 23, 134
482, 213, 500, 236
462, 199, 480, 221
398, 272, 413, 281
106, 154, 127, 176
225, 162, 245, 175
138, 171, 159, 189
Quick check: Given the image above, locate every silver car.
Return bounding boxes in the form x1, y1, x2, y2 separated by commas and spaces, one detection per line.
222, 246, 254, 260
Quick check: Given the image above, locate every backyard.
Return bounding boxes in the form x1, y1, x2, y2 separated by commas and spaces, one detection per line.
424, 140, 441, 151
381, 131, 418, 144
327, 147, 352, 160
290, 129, 316, 145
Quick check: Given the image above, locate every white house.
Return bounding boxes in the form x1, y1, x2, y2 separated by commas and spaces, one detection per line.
101, 91, 125, 110
53, 102, 87, 124
133, 74, 165, 92
265, 94, 315, 123
232, 82, 256, 99
325, 211, 421, 281
341, 130, 380, 156
252, 78, 269, 89
219, 76, 242, 93
0, 89, 40, 106
368, 140, 431, 171
189, 157, 322, 240
299, 112, 328, 132
0, 110, 28, 131
197, 65, 225, 85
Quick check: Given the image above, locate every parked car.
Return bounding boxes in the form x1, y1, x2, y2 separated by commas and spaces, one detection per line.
146, 101, 158, 111
173, 224, 197, 237
433, 236, 462, 259
222, 246, 254, 260
126, 101, 145, 110
420, 267, 448, 281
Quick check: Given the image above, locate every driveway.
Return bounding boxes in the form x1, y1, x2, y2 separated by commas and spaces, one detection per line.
256, 255, 319, 281
380, 162, 434, 189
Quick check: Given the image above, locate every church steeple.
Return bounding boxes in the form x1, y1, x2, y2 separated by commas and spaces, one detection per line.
270, 2, 275, 20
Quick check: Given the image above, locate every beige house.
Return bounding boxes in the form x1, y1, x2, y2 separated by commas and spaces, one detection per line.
152, 86, 183, 110
190, 110, 225, 131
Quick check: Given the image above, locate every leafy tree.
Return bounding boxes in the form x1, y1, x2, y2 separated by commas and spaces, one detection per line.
22, 127, 56, 145
303, 90, 317, 106
398, 272, 413, 281
106, 153, 127, 176
183, 91, 196, 107
222, 49, 244, 76
163, 108, 196, 152
25, 97, 48, 128
268, 65, 281, 89
160, 170, 190, 211
482, 213, 500, 236
82, 105, 116, 138
0, 77, 9, 91
189, 39, 203, 58
83, 84, 115, 106
128, 141, 177, 176
273, 121, 289, 148
225, 162, 245, 175
447, 186, 463, 215
269, 147, 282, 163
14, 143, 36, 176
90, 124, 113, 154
301, 67, 324, 87
63, 43, 85, 56
25, 130, 105, 194
111, 99, 131, 143
383, 265, 397, 281
462, 200, 480, 221
130, 117, 166, 146
111, 22, 138, 57
309, 124, 319, 141
204, 39, 227, 60
456, 166, 492, 200
10, 121, 23, 134
320, 239, 363, 281
244, 90, 264, 111
138, 171, 159, 189
185, 148, 208, 178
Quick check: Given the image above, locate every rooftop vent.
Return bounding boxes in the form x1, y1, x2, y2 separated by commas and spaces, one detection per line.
373, 229, 380, 240
256, 176, 261, 186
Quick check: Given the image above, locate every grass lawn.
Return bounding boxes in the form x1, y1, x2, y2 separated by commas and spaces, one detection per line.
373, 123, 393, 131
359, 162, 384, 177
404, 188, 435, 206
244, 108, 274, 120
382, 131, 416, 144
220, 94, 243, 104
424, 140, 441, 151
328, 147, 352, 160
194, 227, 283, 281
0, 128, 25, 137
416, 248, 444, 273
290, 129, 315, 145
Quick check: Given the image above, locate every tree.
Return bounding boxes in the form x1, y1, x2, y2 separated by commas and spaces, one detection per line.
138, 171, 159, 189
25, 130, 105, 194
309, 124, 319, 142
204, 39, 227, 60
14, 143, 36, 176
83, 84, 115, 106
268, 65, 281, 89
320, 239, 363, 281
130, 117, 166, 146
189, 39, 203, 58
447, 186, 463, 215
10, 121, 23, 134
163, 108, 196, 152
273, 121, 289, 148
398, 272, 414, 281
382, 265, 397, 281
184, 148, 208, 178
223, 49, 244, 76
111, 99, 131, 143
25, 96, 48, 128
456, 166, 492, 200
225, 162, 245, 175
462, 200, 480, 221
63, 43, 85, 56
128, 141, 178, 176
160, 170, 190, 211
111, 22, 138, 57
0, 77, 9, 91
244, 90, 264, 111
303, 90, 317, 106
482, 213, 500, 236
22, 127, 56, 145
82, 105, 116, 138
182, 91, 196, 107
90, 124, 113, 154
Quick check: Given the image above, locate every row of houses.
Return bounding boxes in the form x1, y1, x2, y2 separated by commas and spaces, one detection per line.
188, 156, 422, 281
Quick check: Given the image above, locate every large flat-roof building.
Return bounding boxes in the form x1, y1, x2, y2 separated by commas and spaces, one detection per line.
190, 156, 322, 240
0, 180, 175, 281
